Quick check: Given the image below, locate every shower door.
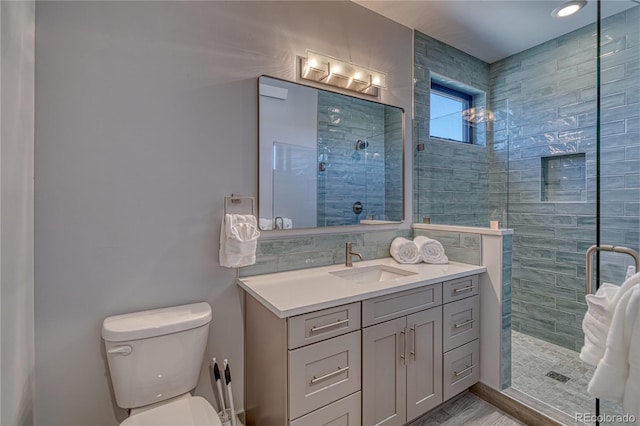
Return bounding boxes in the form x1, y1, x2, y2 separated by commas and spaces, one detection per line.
592, 2, 640, 425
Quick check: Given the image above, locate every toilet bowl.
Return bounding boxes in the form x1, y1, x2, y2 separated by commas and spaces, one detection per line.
102, 302, 222, 426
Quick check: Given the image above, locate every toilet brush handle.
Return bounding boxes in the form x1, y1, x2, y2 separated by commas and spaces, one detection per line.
224, 360, 237, 426
212, 359, 226, 412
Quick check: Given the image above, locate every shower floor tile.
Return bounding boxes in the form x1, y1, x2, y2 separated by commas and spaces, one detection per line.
511, 331, 625, 425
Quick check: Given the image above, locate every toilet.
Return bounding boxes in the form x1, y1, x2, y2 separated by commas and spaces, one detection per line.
102, 302, 222, 426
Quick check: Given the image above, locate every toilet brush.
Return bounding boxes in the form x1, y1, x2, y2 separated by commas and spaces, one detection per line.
212, 358, 227, 416
224, 359, 237, 426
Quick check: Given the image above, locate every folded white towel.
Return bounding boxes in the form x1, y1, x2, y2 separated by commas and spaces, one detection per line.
259, 218, 274, 230
219, 214, 260, 268
390, 237, 420, 264
414, 235, 448, 264
580, 283, 619, 366
588, 285, 640, 420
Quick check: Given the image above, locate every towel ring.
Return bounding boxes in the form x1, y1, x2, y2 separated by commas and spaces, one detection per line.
224, 194, 256, 216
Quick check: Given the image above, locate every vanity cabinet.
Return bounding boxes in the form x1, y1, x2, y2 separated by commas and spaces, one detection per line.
361, 285, 443, 426
243, 273, 480, 426
245, 296, 362, 426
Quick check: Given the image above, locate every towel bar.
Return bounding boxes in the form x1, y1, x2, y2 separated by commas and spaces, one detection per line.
585, 244, 640, 295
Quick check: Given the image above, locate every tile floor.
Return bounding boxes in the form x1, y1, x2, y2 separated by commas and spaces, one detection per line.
409, 392, 525, 426
510, 331, 626, 426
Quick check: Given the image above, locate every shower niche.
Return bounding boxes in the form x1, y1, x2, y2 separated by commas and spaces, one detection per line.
540, 153, 586, 203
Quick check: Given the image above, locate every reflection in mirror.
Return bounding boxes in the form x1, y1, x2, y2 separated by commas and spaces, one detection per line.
258, 76, 404, 230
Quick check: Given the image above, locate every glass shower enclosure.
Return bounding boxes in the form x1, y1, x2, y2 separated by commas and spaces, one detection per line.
413, 1, 639, 423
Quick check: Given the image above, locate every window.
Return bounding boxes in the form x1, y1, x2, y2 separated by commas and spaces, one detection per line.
430, 82, 473, 144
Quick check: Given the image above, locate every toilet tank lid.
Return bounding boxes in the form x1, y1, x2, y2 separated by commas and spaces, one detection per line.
102, 302, 212, 342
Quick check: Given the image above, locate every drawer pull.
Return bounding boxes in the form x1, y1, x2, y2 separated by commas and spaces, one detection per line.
454, 285, 475, 294
310, 318, 349, 333
310, 366, 350, 384
453, 319, 475, 329
454, 365, 474, 377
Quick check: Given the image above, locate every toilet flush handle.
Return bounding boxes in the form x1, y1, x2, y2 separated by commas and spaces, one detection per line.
107, 345, 132, 356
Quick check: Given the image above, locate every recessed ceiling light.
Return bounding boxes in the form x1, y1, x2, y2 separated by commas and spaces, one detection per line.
551, 0, 587, 17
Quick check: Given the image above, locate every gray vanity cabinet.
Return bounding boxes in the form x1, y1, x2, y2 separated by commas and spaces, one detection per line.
244, 273, 480, 426
362, 286, 444, 426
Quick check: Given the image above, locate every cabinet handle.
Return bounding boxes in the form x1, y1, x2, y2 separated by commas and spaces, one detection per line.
400, 328, 407, 365
310, 318, 349, 333
453, 319, 475, 329
454, 285, 475, 293
454, 365, 474, 377
410, 326, 416, 359
310, 366, 350, 384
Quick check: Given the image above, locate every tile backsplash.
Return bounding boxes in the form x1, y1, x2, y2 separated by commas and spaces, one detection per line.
239, 229, 412, 277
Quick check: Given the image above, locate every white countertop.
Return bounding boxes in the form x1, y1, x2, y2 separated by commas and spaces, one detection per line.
237, 257, 486, 318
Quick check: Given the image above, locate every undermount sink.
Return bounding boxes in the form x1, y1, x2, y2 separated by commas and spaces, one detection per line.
330, 264, 417, 284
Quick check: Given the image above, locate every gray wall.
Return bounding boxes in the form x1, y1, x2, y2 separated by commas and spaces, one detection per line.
1, 1, 35, 424
413, 31, 491, 226
490, 7, 639, 350
34, 2, 412, 424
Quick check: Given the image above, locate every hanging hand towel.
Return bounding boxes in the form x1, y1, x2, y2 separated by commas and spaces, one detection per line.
414, 235, 448, 264
219, 214, 260, 268
390, 237, 420, 264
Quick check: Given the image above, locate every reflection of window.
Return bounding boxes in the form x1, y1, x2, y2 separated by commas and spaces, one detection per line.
430, 82, 473, 144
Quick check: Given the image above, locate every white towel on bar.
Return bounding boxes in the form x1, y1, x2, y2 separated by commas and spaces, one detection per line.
414, 235, 448, 264
219, 214, 260, 268
588, 285, 640, 419
389, 237, 420, 264
580, 283, 619, 366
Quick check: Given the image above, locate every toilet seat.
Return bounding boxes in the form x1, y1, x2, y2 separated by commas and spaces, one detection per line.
121, 396, 221, 426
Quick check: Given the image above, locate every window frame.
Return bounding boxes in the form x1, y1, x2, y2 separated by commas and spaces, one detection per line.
429, 81, 474, 144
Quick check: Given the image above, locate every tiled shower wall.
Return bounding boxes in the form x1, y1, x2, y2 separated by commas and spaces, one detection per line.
414, 31, 491, 227
414, 7, 639, 351
489, 7, 639, 350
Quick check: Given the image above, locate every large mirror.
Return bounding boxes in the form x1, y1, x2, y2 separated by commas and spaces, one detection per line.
258, 76, 404, 230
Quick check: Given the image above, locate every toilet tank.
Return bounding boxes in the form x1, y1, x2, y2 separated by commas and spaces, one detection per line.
102, 302, 212, 409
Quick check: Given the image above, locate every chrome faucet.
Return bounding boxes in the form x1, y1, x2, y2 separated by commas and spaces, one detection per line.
345, 241, 363, 267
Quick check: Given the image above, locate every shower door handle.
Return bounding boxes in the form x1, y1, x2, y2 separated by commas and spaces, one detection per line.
585, 245, 640, 294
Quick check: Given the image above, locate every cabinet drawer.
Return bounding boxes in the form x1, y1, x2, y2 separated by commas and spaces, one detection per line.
288, 303, 361, 349
443, 295, 480, 352
442, 275, 478, 304
289, 392, 361, 426
443, 339, 480, 400
362, 283, 442, 327
288, 331, 361, 420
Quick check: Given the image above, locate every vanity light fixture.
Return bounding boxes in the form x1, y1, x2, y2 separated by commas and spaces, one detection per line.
299, 50, 387, 97
551, 0, 587, 17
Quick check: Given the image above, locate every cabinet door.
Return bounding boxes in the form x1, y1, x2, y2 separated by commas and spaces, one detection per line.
362, 317, 407, 426
406, 307, 443, 422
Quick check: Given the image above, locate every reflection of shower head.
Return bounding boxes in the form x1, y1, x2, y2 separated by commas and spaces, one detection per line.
355, 139, 369, 150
